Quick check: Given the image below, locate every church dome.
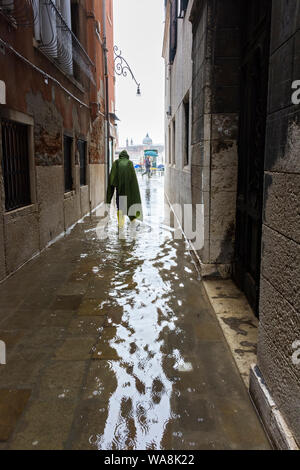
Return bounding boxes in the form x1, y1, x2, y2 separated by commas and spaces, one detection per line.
143, 133, 153, 145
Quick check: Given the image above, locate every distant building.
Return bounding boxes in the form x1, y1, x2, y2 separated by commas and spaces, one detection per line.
117, 133, 164, 166
143, 133, 153, 146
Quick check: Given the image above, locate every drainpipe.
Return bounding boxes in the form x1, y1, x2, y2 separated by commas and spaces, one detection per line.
102, 0, 110, 194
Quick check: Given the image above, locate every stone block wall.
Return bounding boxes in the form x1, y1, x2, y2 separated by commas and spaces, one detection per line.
190, 0, 241, 275
257, 0, 300, 445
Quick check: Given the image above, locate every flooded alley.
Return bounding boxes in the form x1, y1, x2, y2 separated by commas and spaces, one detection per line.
0, 175, 270, 450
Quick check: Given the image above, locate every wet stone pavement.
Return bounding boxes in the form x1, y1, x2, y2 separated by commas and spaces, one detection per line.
0, 175, 270, 450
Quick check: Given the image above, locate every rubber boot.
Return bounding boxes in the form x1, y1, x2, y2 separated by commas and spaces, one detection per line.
117, 210, 125, 229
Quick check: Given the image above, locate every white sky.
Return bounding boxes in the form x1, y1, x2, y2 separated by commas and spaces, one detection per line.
113, 0, 165, 147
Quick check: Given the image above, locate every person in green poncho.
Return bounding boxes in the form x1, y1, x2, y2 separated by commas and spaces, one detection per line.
106, 150, 143, 227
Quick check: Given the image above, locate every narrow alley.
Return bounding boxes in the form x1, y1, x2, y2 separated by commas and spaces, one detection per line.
0, 175, 270, 450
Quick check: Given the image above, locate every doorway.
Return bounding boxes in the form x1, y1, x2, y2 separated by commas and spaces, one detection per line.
233, 0, 272, 316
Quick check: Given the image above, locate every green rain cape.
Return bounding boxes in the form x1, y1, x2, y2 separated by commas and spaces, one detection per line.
106, 150, 143, 221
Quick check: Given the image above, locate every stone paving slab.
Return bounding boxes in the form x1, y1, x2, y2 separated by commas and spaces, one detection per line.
0, 389, 31, 442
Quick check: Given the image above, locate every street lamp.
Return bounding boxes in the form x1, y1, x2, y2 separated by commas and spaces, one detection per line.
114, 45, 141, 97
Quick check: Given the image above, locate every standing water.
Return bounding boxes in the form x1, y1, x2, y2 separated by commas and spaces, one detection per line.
0, 173, 270, 450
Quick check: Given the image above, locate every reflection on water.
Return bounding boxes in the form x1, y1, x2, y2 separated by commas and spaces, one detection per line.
85, 174, 202, 450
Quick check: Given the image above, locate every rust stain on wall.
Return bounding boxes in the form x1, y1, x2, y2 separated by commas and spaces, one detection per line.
26, 91, 63, 166
89, 116, 105, 164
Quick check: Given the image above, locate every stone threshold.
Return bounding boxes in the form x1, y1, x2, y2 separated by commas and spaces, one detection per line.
202, 278, 258, 388
202, 279, 299, 450
189, 249, 299, 450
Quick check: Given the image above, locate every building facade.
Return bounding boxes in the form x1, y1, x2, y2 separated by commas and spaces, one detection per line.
0, 0, 116, 280
117, 133, 164, 166
163, 0, 193, 207
163, 0, 300, 448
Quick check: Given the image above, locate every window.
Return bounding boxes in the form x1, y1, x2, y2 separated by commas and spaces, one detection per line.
64, 135, 73, 192
178, 0, 188, 18
78, 139, 87, 186
71, 1, 79, 38
169, 0, 178, 64
34, 0, 73, 75
172, 118, 176, 165
183, 94, 190, 166
1, 119, 31, 212
71, 1, 80, 79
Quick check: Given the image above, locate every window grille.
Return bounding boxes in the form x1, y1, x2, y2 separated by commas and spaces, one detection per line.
1, 119, 31, 212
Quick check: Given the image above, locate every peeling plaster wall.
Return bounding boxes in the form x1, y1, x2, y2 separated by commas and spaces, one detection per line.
36, 166, 64, 248
0, 0, 107, 280
64, 191, 82, 231
80, 185, 90, 216
3, 207, 40, 274
90, 116, 105, 164
90, 164, 105, 210
257, 0, 300, 445
26, 90, 63, 166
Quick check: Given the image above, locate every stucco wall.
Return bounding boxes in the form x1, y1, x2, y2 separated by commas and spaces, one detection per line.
257, 0, 300, 444
37, 166, 64, 248
90, 163, 106, 210
0, 217, 5, 281
80, 185, 90, 216
3, 206, 40, 274
0, 0, 108, 281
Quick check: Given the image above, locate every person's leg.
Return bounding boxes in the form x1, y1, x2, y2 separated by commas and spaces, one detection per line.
116, 190, 125, 228
116, 189, 120, 211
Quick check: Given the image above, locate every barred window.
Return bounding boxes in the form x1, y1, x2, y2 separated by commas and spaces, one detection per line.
169, 0, 178, 64
1, 119, 31, 212
178, 0, 188, 18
